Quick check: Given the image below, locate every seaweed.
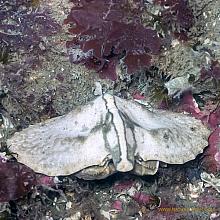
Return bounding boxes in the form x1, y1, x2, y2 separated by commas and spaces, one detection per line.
0, 158, 36, 202
154, 0, 194, 40
65, 0, 163, 80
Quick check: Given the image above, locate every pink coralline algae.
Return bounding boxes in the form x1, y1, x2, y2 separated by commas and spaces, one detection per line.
0, 158, 36, 202
113, 179, 135, 192
0, 0, 61, 112
133, 192, 160, 207
177, 91, 204, 119
65, 0, 163, 80
111, 200, 124, 211
36, 174, 55, 187
198, 188, 220, 212
202, 127, 220, 174
177, 91, 220, 174
0, 0, 60, 57
199, 99, 220, 174
208, 107, 220, 130
0, 158, 57, 202
132, 91, 145, 100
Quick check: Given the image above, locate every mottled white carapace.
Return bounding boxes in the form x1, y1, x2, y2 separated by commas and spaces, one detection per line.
7, 94, 210, 179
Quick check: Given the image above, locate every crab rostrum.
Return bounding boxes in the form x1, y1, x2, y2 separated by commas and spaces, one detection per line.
7, 94, 210, 180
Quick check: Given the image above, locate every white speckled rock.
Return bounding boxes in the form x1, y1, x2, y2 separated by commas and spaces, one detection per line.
7, 94, 210, 179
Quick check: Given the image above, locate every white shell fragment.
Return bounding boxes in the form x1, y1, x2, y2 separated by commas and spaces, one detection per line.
7, 94, 210, 179
201, 172, 220, 193
165, 75, 192, 96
